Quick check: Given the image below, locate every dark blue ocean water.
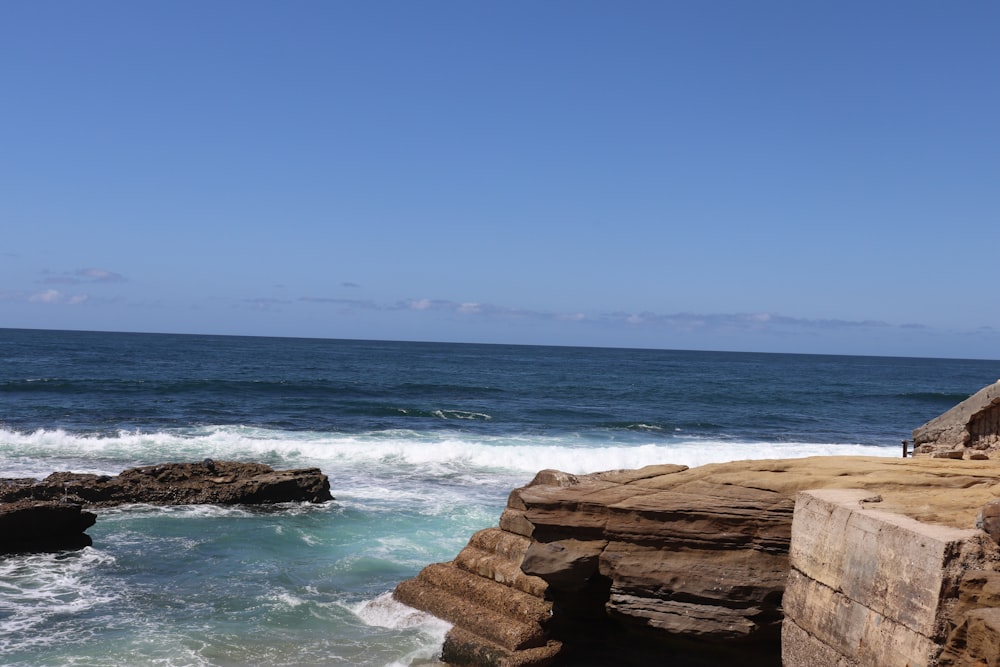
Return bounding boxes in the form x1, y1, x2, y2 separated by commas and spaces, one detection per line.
0, 328, 996, 666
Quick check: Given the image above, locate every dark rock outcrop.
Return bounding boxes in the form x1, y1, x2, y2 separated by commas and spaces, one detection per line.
0, 461, 331, 555
0, 460, 333, 507
0, 500, 96, 554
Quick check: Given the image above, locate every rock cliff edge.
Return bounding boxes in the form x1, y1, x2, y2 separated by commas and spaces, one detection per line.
394, 456, 1000, 666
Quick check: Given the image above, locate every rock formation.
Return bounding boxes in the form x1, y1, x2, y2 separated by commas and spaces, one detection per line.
782, 489, 999, 667
394, 456, 1000, 666
913, 380, 1000, 457
0, 500, 97, 554
0, 460, 333, 507
0, 461, 332, 554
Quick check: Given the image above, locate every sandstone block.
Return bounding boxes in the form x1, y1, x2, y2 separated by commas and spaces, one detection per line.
789, 489, 979, 639
784, 569, 941, 667
782, 617, 859, 667
783, 488, 990, 667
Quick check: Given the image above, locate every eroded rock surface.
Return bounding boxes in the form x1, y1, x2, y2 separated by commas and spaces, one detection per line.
394, 456, 1000, 666
913, 380, 1000, 457
782, 489, 999, 667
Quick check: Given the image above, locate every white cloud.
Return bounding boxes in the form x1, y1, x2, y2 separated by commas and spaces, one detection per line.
605, 311, 894, 332
409, 298, 433, 311
77, 268, 124, 283
40, 268, 126, 285
299, 291, 926, 338
29, 289, 88, 305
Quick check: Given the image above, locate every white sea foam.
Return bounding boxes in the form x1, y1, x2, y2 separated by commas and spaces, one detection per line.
353, 592, 452, 633
0, 425, 897, 481
267, 590, 306, 609
97, 503, 255, 522
352, 593, 451, 667
0, 548, 119, 653
430, 409, 492, 421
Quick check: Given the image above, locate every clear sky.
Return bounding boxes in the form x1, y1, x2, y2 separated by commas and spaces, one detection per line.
2, 2, 998, 358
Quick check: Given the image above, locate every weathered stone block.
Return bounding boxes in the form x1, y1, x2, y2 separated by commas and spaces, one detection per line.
783, 488, 989, 667
781, 617, 859, 667
789, 489, 978, 639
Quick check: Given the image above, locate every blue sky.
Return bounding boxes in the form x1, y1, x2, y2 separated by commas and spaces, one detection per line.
2, 2, 998, 358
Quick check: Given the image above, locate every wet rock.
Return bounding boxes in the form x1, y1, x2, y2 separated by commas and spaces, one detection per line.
0, 461, 333, 507
0, 500, 96, 554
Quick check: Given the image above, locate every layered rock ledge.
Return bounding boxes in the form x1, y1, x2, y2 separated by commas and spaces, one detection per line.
0, 461, 332, 554
394, 456, 1000, 666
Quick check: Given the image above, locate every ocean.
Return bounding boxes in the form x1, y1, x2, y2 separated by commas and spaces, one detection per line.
0, 328, 995, 666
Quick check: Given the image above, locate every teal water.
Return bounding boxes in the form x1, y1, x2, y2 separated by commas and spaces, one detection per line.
1, 329, 996, 665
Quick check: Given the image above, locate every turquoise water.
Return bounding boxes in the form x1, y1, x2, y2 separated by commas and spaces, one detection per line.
0, 329, 996, 665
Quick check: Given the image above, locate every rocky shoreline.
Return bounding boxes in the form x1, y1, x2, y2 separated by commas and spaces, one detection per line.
0, 461, 332, 554
394, 456, 1000, 666
389, 380, 1000, 667
7, 383, 1000, 663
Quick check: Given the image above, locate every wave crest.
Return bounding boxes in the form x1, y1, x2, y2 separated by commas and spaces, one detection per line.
0, 425, 897, 480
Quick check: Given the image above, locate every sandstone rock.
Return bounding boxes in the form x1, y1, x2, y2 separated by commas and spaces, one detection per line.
977, 500, 1000, 544
939, 571, 1000, 667
933, 449, 966, 459
392, 526, 557, 666
781, 489, 996, 667
521, 539, 606, 592
913, 380, 1000, 454
395, 457, 1000, 666
0, 461, 333, 507
938, 608, 1000, 667
0, 500, 97, 554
